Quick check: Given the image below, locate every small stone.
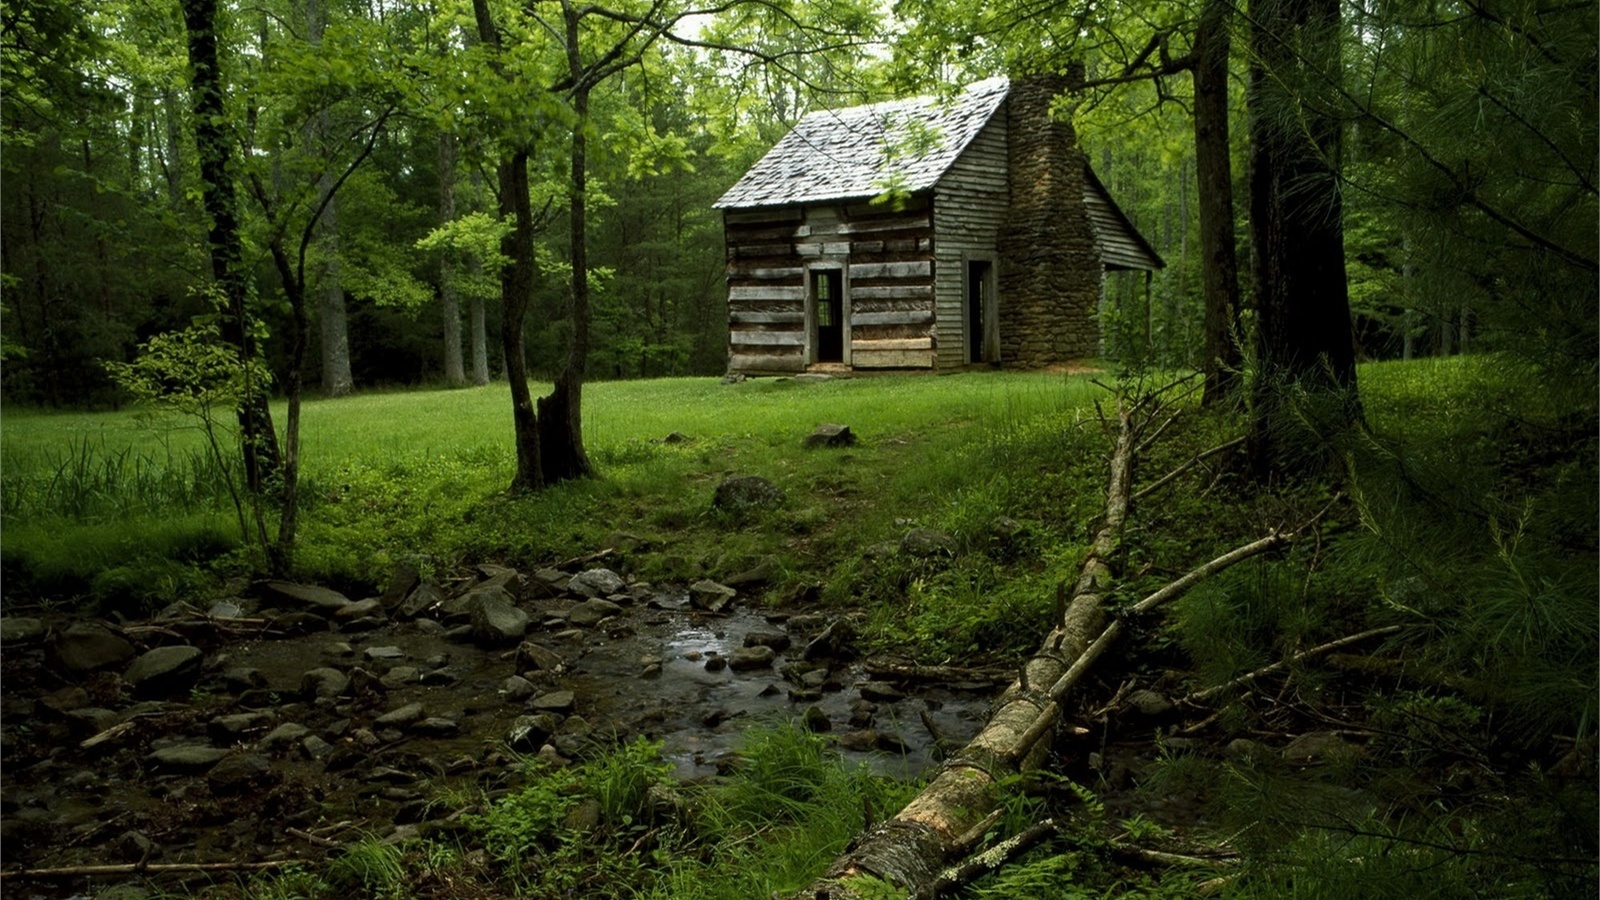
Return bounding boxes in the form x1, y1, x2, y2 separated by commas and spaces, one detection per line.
335, 598, 385, 622
209, 712, 271, 743
704, 656, 728, 672
568, 568, 626, 599
261, 723, 311, 749
803, 423, 857, 449
1224, 738, 1270, 761
50, 623, 135, 673
302, 735, 334, 760
838, 730, 877, 752
728, 646, 776, 671
220, 667, 268, 691
787, 613, 827, 633
1282, 731, 1361, 764
568, 598, 623, 628
413, 618, 446, 636
420, 668, 459, 686
467, 588, 529, 646
380, 666, 420, 689
413, 717, 459, 736
208, 753, 272, 791
711, 475, 785, 515
789, 688, 823, 703
508, 714, 561, 752
502, 675, 537, 701
0, 617, 47, 645
300, 667, 349, 699
1125, 689, 1175, 717
257, 581, 351, 613
901, 528, 958, 558
689, 580, 737, 613
530, 691, 575, 713
147, 745, 227, 772
743, 630, 791, 651
375, 703, 425, 727
859, 681, 905, 702
125, 645, 204, 698
516, 642, 563, 672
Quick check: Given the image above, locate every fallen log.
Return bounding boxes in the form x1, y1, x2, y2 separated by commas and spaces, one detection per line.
1, 860, 299, 880
791, 388, 1322, 899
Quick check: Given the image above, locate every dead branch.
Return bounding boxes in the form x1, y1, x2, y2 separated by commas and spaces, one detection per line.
916, 818, 1061, 899
287, 827, 341, 848
1181, 625, 1404, 705
1108, 841, 1241, 868
1134, 436, 1245, 502
863, 660, 1013, 685
1, 860, 299, 880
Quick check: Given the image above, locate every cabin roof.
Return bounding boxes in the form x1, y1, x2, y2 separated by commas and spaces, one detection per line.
713, 77, 1011, 210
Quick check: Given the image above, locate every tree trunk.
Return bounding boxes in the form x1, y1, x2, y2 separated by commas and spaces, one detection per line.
469, 261, 491, 385
439, 131, 466, 387
1247, 0, 1358, 476
181, 0, 279, 492
316, 185, 352, 396
537, 2, 596, 486
1195, 0, 1243, 406
471, 0, 542, 493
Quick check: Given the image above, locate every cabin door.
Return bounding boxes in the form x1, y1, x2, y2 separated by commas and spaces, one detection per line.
812, 269, 844, 363
967, 260, 997, 363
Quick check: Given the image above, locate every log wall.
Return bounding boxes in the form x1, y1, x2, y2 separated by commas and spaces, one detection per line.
724, 198, 937, 373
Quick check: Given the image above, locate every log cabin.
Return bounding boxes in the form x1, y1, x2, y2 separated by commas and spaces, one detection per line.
714, 75, 1164, 375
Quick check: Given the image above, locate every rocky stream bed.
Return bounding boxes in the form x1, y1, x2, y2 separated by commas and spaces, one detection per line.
0, 557, 1008, 897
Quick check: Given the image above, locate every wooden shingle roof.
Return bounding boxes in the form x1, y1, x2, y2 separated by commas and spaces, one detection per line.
714, 78, 1010, 209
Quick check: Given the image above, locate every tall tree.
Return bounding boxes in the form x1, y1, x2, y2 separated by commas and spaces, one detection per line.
1192, 0, 1241, 404
1246, 0, 1358, 475
438, 130, 467, 387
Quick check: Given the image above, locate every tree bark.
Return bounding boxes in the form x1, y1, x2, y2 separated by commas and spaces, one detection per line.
1247, 0, 1359, 475
180, 0, 280, 492
305, 0, 352, 398
1195, 0, 1243, 406
469, 261, 491, 385
536, 0, 596, 486
439, 131, 466, 387
471, 0, 542, 492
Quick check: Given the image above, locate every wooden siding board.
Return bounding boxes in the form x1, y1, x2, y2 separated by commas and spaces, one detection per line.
730, 330, 806, 346
729, 285, 806, 302
932, 104, 1010, 369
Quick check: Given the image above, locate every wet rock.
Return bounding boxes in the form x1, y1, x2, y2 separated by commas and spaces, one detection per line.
257, 580, 351, 613
537, 744, 569, 767
530, 691, 575, 713
268, 611, 329, 635
334, 598, 386, 623
743, 630, 791, 651
1124, 689, 1175, 718
502, 675, 537, 701
413, 619, 447, 636
148, 744, 227, 772
413, 717, 459, 737
125, 645, 203, 698
689, 580, 736, 613
787, 613, 827, 633
327, 642, 356, 658
568, 598, 623, 628
704, 656, 728, 673
729, 646, 776, 671
802, 706, 832, 733
801, 669, 829, 689
568, 568, 626, 599
516, 642, 563, 672
420, 668, 460, 686
789, 688, 823, 702
380, 667, 420, 689
119, 829, 157, 862
349, 666, 386, 695
207, 598, 248, 618
50, 623, 135, 673
1224, 738, 1270, 761
380, 561, 421, 610
301, 667, 349, 700
508, 714, 560, 752
558, 715, 592, 738
803, 423, 857, 449
302, 736, 333, 760
712, 475, 785, 515
802, 619, 855, 662
375, 703, 425, 727
398, 580, 446, 618
848, 699, 877, 728
901, 528, 958, 558
209, 712, 272, 743
208, 753, 272, 791
261, 723, 311, 749
220, 666, 267, 691
0, 617, 47, 645
65, 707, 122, 738
838, 730, 878, 752
859, 681, 905, 703
368, 766, 415, 784
874, 731, 911, 754
467, 589, 529, 646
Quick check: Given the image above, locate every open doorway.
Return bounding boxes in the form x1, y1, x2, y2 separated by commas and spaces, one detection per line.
812, 269, 843, 363
967, 259, 996, 363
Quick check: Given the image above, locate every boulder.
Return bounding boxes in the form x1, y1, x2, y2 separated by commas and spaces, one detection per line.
567, 598, 623, 628
50, 623, 135, 673
467, 589, 529, 646
508, 714, 560, 752
801, 706, 832, 733
530, 690, 575, 713
802, 619, 856, 662
689, 580, 736, 613
124, 645, 203, 698
803, 423, 857, 449
743, 630, 791, 652
728, 646, 776, 671
515, 642, 563, 673
208, 753, 272, 791
334, 598, 385, 623
0, 617, 47, 645
220, 666, 268, 691
380, 562, 421, 609
260, 722, 311, 749
723, 556, 779, 587
1124, 689, 1175, 718
711, 475, 785, 515
901, 528, 958, 558
502, 675, 537, 701
859, 681, 905, 703
209, 712, 272, 743
374, 703, 425, 727
256, 580, 351, 613
568, 568, 626, 599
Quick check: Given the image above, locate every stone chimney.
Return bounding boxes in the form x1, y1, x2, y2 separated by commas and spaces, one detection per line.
998, 72, 1103, 366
